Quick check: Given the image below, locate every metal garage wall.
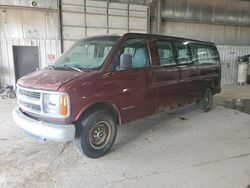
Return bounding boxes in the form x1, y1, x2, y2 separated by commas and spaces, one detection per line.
217, 45, 250, 85
150, 0, 250, 85
61, 0, 148, 51
0, 38, 61, 87
151, 20, 250, 46
151, 20, 250, 85
0, 1, 60, 87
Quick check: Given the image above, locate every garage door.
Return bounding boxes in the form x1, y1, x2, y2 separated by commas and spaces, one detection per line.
61, 0, 148, 51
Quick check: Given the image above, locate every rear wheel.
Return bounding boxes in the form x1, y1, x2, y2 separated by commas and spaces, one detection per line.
74, 110, 117, 158
199, 88, 213, 112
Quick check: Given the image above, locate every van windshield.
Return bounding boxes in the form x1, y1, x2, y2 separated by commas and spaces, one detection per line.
53, 36, 120, 71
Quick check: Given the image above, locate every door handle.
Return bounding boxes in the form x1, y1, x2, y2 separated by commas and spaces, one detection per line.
178, 65, 188, 68
152, 71, 156, 81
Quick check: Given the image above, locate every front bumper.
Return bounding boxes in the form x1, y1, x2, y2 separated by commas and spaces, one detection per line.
12, 107, 75, 142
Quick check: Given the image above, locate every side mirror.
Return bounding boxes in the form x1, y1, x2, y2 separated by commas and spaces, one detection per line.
119, 53, 132, 70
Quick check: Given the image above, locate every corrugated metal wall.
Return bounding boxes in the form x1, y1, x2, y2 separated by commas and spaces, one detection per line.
217, 45, 250, 84
0, 0, 60, 87
61, 0, 148, 51
0, 38, 61, 87
0, 0, 57, 8
151, 0, 250, 84
151, 20, 250, 46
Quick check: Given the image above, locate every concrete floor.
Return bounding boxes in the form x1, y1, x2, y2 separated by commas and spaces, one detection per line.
0, 85, 250, 188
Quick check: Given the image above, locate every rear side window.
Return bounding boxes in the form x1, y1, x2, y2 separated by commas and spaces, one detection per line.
173, 42, 191, 64
190, 43, 218, 65
156, 41, 175, 66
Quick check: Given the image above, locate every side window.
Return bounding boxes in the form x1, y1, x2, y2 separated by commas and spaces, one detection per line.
114, 38, 149, 70
173, 42, 191, 64
190, 43, 217, 65
156, 41, 175, 66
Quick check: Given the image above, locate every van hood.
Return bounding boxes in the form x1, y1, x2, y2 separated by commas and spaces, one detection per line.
17, 69, 85, 91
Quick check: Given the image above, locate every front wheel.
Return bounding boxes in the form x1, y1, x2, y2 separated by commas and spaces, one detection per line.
74, 110, 117, 158
199, 88, 213, 112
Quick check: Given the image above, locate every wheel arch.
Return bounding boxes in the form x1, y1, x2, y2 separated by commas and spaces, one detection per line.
203, 79, 215, 94
75, 101, 121, 126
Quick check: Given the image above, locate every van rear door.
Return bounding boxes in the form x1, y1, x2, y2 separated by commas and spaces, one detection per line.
189, 43, 221, 94
173, 41, 202, 102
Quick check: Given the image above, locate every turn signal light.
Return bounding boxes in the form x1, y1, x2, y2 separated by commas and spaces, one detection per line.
59, 96, 68, 116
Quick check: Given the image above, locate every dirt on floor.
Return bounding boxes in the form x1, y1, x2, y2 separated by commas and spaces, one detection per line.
0, 85, 250, 188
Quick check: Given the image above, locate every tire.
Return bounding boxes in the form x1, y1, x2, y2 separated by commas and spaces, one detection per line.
73, 110, 117, 158
8, 92, 16, 98
199, 88, 213, 112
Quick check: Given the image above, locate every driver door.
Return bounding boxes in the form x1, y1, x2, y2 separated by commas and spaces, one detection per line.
110, 37, 157, 123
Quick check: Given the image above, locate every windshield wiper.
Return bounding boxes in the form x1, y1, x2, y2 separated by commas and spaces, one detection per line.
48, 65, 55, 70
64, 64, 83, 72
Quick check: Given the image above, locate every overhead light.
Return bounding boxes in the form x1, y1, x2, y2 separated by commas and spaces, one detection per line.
30, 1, 38, 7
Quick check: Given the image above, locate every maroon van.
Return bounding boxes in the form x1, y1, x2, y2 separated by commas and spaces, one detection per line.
13, 33, 221, 158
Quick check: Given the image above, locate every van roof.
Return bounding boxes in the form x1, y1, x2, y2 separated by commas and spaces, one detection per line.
85, 33, 215, 45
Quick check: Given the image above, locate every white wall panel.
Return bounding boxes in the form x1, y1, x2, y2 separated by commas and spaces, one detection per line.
86, 14, 107, 27
109, 29, 127, 34
109, 16, 128, 29
0, 38, 61, 87
109, 2, 128, 9
0, 3, 60, 87
7, 38, 15, 85
64, 40, 76, 51
86, 0, 107, 8
0, 38, 10, 86
0, 0, 20, 6
129, 30, 147, 33
86, 28, 107, 37
129, 17, 147, 30
109, 9, 128, 16
21, 10, 45, 38
62, 0, 84, 6
0, 9, 23, 38
0, 8, 59, 39
20, 0, 58, 9
45, 12, 60, 39
129, 10, 147, 17
0, 0, 58, 9
86, 7, 107, 14
63, 26, 85, 40
61, 1, 148, 51
62, 12, 85, 26
62, 4, 85, 12
129, 4, 147, 12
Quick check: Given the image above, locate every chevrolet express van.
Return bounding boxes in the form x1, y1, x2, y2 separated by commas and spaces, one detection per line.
13, 33, 221, 158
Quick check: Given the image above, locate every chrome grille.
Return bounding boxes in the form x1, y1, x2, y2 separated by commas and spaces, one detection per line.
16, 85, 70, 118
19, 89, 41, 99
17, 86, 42, 114
19, 100, 41, 111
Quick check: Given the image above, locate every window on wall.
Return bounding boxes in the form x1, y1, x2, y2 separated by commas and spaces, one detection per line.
156, 41, 175, 66
190, 43, 217, 65
173, 42, 191, 64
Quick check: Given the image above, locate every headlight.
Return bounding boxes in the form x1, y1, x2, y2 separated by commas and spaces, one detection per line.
43, 93, 70, 117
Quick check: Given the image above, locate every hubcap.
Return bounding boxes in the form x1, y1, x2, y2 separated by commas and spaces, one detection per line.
89, 121, 111, 149
204, 92, 210, 107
